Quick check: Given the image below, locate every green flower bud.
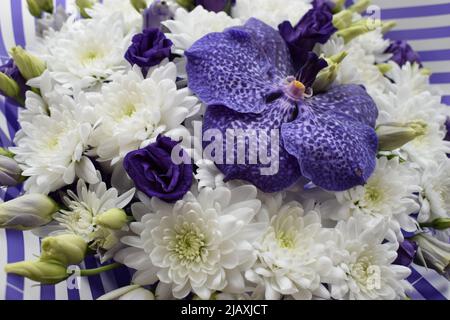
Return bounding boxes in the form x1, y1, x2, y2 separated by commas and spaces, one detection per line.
381, 21, 397, 34
40, 234, 87, 266
313, 52, 347, 92
333, 10, 353, 30
9, 46, 46, 81
348, 0, 371, 14
176, 0, 195, 11
376, 63, 392, 75
36, 0, 54, 13
4, 261, 68, 284
130, 0, 147, 12
0, 194, 59, 230
0, 72, 20, 98
95, 208, 128, 230
26, 0, 42, 18
0, 147, 15, 158
413, 233, 450, 275
336, 25, 371, 43
97, 285, 155, 300
76, 0, 95, 18
331, 0, 346, 13
376, 121, 426, 151
421, 218, 450, 230
421, 68, 432, 76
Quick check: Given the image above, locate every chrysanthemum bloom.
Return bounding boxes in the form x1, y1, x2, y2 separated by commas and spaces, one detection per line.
115, 185, 265, 299
186, 18, 378, 192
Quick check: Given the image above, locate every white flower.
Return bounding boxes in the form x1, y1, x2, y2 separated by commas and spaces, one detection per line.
194, 159, 225, 190
11, 92, 99, 194
245, 198, 339, 300
418, 159, 450, 222
90, 63, 200, 164
329, 217, 412, 300
232, 0, 312, 28
163, 6, 241, 53
385, 62, 433, 98
321, 157, 420, 241
86, 0, 151, 32
97, 285, 155, 300
115, 185, 265, 300
40, 14, 132, 90
51, 178, 135, 252
374, 91, 450, 167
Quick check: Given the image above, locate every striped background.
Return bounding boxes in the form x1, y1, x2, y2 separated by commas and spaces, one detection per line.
0, 0, 449, 300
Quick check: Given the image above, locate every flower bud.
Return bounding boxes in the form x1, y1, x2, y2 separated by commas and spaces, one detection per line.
413, 233, 450, 275
176, 0, 195, 11
348, 0, 370, 14
376, 63, 392, 75
36, 0, 54, 13
377, 121, 426, 151
9, 47, 46, 81
422, 218, 450, 230
131, 0, 147, 12
0, 147, 14, 158
40, 234, 87, 266
4, 261, 68, 284
95, 208, 128, 230
331, 0, 345, 13
336, 24, 371, 43
332, 10, 353, 30
0, 155, 23, 187
75, 0, 95, 19
97, 285, 155, 300
0, 72, 20, 98
26, 0, 43, 18
0, 194, 59, 230
381, 21, 397, 34
144, 0, 174, 29
313, 52, 347, 92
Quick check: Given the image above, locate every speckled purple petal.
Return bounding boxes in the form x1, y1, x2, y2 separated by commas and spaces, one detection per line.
281, 104, 378, 191
307, 84, 378, 127
203, 99, 301, 192
186, 20, 291, 114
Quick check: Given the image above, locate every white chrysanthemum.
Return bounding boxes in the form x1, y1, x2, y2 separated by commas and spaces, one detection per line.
385, 62, 433, 98
163, 6, 241, 53
115, 185, 265, 300
329, 217, 411, 300
348, 29, 391, 63
418, 159, 450, 222
320, 33, 389, 92
86, 0, 151, 32
90, 63, 200, 164
52, 178, 135, 251
40, 14, 132, 89
11, 92, 99, 194
245, 198, 339, 300
322, 157, 420, 240
232, 0, 312, 28
194, 159, 225, 190
374, 91, 450, 167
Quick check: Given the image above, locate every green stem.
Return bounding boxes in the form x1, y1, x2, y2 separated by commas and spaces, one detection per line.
78, 262, 122, 277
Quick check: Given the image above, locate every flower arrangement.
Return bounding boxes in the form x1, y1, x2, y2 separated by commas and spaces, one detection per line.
0, 0, 449, 300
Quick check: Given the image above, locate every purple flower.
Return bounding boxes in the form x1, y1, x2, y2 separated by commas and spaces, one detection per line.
0, 59, 27, 100
445, 117, 450, 142
394, 239, 418, 267
124, 135, 193, 202
385, 40, 422, 67
278, 4, 336, 68
143, 0, 173, 30
186, 19, 378, 192
125, 28, 172, 76
195, 0, 234, 12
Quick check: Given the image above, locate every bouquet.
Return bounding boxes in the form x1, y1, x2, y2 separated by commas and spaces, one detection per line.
0, 0, 449, 300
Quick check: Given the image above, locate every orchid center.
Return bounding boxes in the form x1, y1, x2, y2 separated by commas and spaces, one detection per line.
283, 76, 312, 101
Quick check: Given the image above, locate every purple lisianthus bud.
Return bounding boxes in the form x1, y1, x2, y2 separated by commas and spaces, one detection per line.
279, 4, 337, 69
144, 0, 173, 30
394, 239, 418, 267
125, 28, 172, 77
195, 0, 234, 12
124, 135, 193, 203
0, 59, 27, 100
385, 40, 422, 67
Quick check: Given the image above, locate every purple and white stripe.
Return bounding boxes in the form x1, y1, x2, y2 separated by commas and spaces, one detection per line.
0, 0, 448, 300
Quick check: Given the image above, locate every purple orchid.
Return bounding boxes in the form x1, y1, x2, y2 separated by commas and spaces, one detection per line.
143, 0, 173, 30
385, 40, 422, 67
185, 18, 378, 192
278, 3, 336, 68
